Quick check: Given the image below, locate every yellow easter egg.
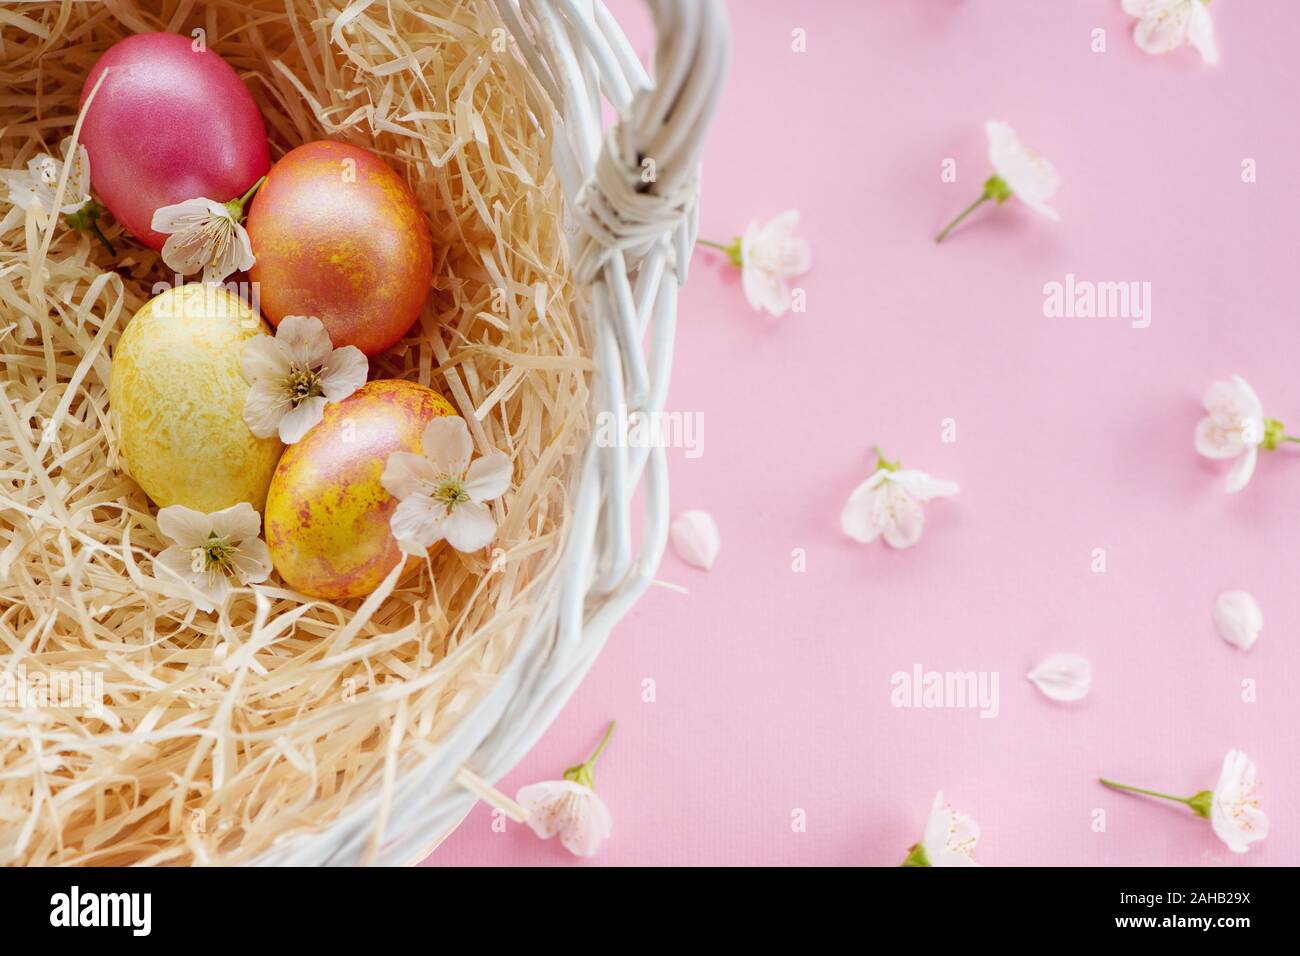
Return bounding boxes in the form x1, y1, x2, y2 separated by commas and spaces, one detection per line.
109, 284, 282, 512
264, 379, 456, 601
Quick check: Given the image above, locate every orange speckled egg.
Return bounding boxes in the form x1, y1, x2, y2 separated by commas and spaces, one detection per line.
246, 141, 432, 356
264, 379, 455, 601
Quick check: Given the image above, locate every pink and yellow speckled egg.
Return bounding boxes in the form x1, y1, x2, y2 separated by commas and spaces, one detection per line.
263, 379, 456, 601
246, 141, 433, 356
109, 284, 282, 512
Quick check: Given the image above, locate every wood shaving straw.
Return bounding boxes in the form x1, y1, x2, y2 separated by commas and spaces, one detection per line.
0, 0, 588, 865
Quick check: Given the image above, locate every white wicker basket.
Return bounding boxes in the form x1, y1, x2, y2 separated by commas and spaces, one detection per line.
252, 0, 729, 866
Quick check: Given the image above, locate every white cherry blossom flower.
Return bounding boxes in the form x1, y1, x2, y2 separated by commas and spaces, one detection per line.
985, 120, 1061, 221
1101, 749, 1267, 854
737, 210, 812, 317
903, 791, 981, 866
1214, 591, 1262, 651
515, 780, 613, 858
1123, 0, 1218, 65
241, 315, 368, 444
936, 121, 1059, 241
152, 501, 272, 613
841, 450, 958, 549
1209, 749, 1268, 854
1194, 374, 1272, 492
670, 509, 721, 570
516, 721, 617, 858
4, 138, 115, 253
699, 210, 811, 317
381, 416, 511, 555
4, 138, 91, 215
151, 177, 263, 284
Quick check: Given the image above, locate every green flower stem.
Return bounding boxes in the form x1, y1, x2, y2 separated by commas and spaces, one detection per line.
935, 174, 1013, 244
1099, 778, 1214, 818
64, 198, 115, 256
88, 220, 115, 256
562, 720, 617, 790
1099, 778, 1191, 805
1264, 418, 1300, 446
935, 195, 989, 244
697, 237, 743, 267
226, 175, 266, 221
587, 719, 617, 768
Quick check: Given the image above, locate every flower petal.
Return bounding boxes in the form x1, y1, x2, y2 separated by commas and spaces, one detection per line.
159, 229, 214, 277
877, 483, 926, 549
318, 345, 368, 401
740, 262, 791, 317
841, 475, 884, 544
1016, 194, 1061, 221
922, 791, 980, 867
152, 545, 212, 610
516, 780, 576, 839
203, 227, 247, 284
1214, 591, 1262, 651
64, 141, 92, 209
4, 172, 46, 212
207, 501, 262, 543
389, 493, 447, 554
1225, 444, 1257, 493
240, 334, 291, 386
1203, 375, 1263, 425
150, 197, 222, 234
231, 220, 255, 273
156, 505, 213, 548
228, 537, 272, 586
462, 452, 512, 502
275, 315, 334, 370
442, 500, 496, 552
243, 380, 291, 439
1133, 3, 1193, 55
1211, 749, 1267, 853
1228, 374, 1264, 421
891, 469, 960, 501
559, 789, 613, 857
278, 396, 328, 444
200, 569, 233, 610
516, 780, 612, 858
1186, 2, 1219, 65
986, 119, 1060, 215
421, 416, 472, 475
1027, 653, 1093, 702
670, 509, 721, 570
747, 210, 812, 277
381, 452, 439, 500
1194, 416, 1244, 459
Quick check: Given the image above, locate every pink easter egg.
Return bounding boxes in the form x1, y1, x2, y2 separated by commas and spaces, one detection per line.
79, 32, 270, 251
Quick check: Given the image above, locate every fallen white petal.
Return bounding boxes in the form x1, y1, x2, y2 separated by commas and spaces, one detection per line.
671, 509, 720, 570
1027, 653, 1092, 702
1214, 591, 1262, 651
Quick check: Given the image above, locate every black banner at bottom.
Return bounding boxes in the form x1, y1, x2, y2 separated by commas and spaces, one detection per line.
0, 865, 1282, 940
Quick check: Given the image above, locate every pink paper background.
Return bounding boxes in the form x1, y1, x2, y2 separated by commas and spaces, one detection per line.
428, 0, 1300, 866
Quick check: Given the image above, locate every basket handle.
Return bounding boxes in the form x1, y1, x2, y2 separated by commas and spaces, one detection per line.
493, 0, 730, 280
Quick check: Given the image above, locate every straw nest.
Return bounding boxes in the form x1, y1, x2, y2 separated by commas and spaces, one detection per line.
0, 0, 588, 864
